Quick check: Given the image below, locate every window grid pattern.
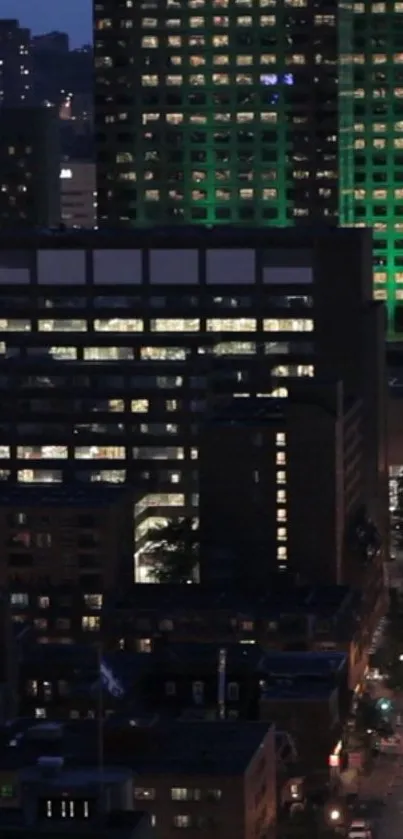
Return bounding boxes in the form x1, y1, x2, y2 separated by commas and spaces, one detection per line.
94, 0, 354, 228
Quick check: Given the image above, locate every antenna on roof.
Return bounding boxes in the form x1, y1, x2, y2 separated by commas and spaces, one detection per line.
217, 648, 226, 721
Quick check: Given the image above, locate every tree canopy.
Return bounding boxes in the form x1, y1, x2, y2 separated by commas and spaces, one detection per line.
147, 518, 199, 584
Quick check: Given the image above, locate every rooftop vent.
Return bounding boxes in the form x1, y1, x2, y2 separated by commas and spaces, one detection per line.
37, 756, 64, 777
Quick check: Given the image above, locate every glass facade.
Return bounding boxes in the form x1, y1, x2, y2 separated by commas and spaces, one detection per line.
94, 0, 354, 227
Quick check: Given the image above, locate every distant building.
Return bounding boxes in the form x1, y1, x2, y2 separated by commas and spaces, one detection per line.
32, 31, 70, 54
0, 485, 134, 591
0, 106, 60, 227
60, 161, 96, 228
0, 19, 33, 106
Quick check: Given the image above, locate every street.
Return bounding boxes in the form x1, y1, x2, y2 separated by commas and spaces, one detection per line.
348, 691, 403, 839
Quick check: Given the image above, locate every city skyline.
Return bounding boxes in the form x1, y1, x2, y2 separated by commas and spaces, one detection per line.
1, 0, 92, 46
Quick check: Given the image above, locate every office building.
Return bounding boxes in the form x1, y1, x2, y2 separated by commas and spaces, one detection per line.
0, 107, 60, 228
353, 5, 403, 335
0, 19, 32, 106
94, 0, 354, 227
199, 382, 368, 585
60, 161, 97, 228
0, 227, 387, 583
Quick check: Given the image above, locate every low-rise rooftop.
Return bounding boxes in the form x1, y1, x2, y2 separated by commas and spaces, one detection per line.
108, 582, 360, 621
0, 719, 274, 776
0, 809, 149, 839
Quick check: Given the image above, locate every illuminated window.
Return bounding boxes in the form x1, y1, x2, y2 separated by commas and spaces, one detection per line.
49, 347, 77, 360
139, 493, 185, 506
90, 470, 126, 484
276, 432, 286, 446
94, 319, 143, 332
271, 387, 288, 398
18, 469, 62, 483
263, 319, 313, 332
0, 320, 31, 331
276, 471, 286, 484
142, 36, 158, 47
38, 320, 87, 332
142, 75, 159, 86
277, 509, 287, 522
108, 400, 125, 412
206, 318, 256, 332
82, 616, 101, 631
213, 342, 255, 355
17, 446, 67, 460
131, 399, 149, 412
140, 347, 187, 360
75, 446, 125, 459
212, 35, 228, 46
151, 319, 200, 332
276, 452, 286, 465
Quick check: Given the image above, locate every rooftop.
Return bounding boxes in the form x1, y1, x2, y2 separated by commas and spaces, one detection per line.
0, 719, 274, 776
257, 650, 347, 676
0, 810, 149, 839
0, 225, 370, 251
205, 391, 358, 426
22, 643, 347, 677
108, 583, 359, 621
261, 682, 338, 702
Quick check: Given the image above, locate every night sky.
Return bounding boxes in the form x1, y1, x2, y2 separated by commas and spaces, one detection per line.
4, 0, 92, 47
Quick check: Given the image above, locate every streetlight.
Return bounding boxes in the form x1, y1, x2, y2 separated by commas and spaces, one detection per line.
329, 809, 341, 823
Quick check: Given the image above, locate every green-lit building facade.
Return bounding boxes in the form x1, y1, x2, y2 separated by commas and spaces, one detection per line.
94, 0, 354, 229
353, 1, 403, 334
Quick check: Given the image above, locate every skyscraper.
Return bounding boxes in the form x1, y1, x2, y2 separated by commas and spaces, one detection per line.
94, 0, 354, 227
0, 19, 32, 106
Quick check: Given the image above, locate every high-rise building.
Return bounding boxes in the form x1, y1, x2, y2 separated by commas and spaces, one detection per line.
0, 226, 387, 585
199, 383, 367, 586
0, 107, 60, 228
94, 0, 354, 227
0, 19, 32, 106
